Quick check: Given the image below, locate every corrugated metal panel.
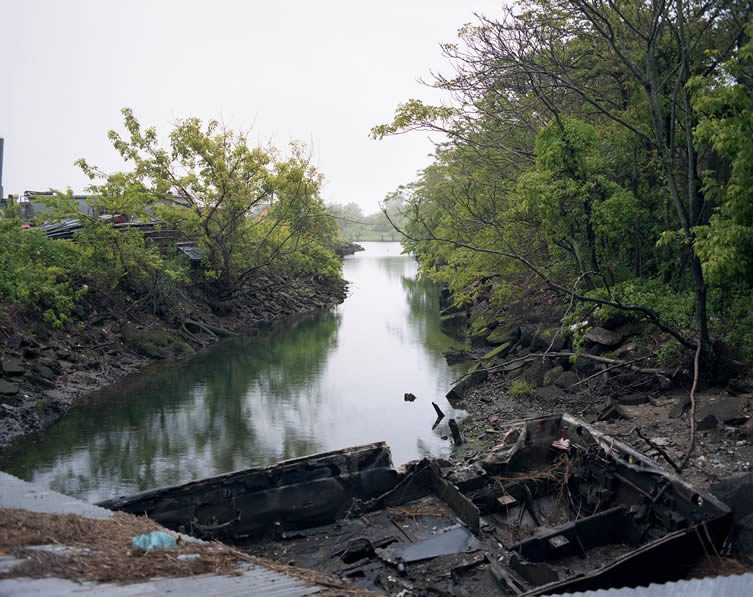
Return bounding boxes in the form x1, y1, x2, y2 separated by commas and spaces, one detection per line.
562, 573, 753, 597
0, 564, 322, 595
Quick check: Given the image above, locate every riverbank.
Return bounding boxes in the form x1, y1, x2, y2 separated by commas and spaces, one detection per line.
438, 287, 753, 492
0, 273, 347, 451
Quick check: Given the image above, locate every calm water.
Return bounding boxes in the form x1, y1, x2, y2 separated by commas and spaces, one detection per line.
0, 243, 466, 502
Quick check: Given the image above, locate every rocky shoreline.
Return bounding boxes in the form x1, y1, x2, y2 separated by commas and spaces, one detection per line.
0, 274, 347, 451
436, 288, 753, 491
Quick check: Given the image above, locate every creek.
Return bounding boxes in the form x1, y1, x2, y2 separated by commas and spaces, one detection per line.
0, 242, 466, 503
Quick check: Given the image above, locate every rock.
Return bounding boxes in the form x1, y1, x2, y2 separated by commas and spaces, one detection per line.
711, 473, 753, 557
22, 346, 40, 359
554, 370, 580, 389
656, 374, 672, 391
650, 437, 671, 447
446, 367, 488, 404
1, 358, 25, 377
519, 324, 552, 351
584, 327, 624, 348
440, 312, 467, 337
404, 393, 417, 402
482, 342, 512, 362
443, 347, 470, 365
0, 380, 19, 396
735, 513, 753, 557
535, 385, 562, 401
612, 342, 637, 359
542, 366, 564, 387
697, 414, 718, 431
121, 324, 193, 360
40, 358, 63, 375
31, 363, 55, 380
521, 358, 553, 387
711, 473, 753, 520
614, 393, 650, 406
613, 320, 646, 339
571, 357, 598, 376
598, 401, 631, 421
486, 324, 520, 346
470, 327, 491, 347
669, 396, 691, 418
697, 397, 746, 427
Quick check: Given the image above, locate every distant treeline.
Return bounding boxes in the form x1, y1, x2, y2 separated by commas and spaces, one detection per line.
327, 199, 406, 242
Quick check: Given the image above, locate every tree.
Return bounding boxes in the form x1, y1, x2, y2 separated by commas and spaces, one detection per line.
374, 1, 753, 351
78, 109, 340, 293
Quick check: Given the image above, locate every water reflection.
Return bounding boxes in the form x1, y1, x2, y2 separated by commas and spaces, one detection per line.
0, 242, 465, 502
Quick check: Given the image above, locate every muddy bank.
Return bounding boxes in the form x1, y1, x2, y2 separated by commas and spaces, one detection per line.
0, 273, 347, 451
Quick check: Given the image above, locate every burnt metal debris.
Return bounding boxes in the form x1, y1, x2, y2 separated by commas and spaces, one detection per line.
99, 414, 733, 595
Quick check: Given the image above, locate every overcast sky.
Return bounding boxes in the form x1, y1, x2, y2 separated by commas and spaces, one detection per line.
1, 0, 500, 213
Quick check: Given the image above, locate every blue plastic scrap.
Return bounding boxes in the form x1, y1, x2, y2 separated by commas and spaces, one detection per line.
132, 530, 177, 551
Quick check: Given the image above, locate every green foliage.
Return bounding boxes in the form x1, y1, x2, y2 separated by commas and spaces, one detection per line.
692, 26, 753, 285
81, 109, 340, 290
655, 340, 682, 367
0, 220, 85, 327
373, 5, 753, 357
508, 379, 534, 398
328, 192, 407, 242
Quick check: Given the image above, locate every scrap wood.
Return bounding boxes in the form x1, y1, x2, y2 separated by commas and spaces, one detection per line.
0, 508, 374, 594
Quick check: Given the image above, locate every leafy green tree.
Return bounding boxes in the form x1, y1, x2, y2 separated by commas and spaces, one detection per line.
79, 109, 340, 292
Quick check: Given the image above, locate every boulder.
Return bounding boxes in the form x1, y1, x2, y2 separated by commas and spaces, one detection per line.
121, 324, 193, 360
554, 370, 580, 389
471, 327, 491, 347
696, 397, 747, 427
612, 342, 638, 359
0, 380, 19, 396
482, 342, 512, 362
598, 401, 632, 421
519, 324, 553, 351
571, 357, 598, 377
1, 358, 25, 377
711, 473, 753, 558
614, 393, 650, 406
486, 324, 520, 346
535, 385, 562, 401
584, 327, 624, 348
521, 358, 553, 387
31, 363, 55, 380
443, 347, 470, 365
440, 312, 467, 337
446, 367, 488, 403
542, 366, 564, 387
